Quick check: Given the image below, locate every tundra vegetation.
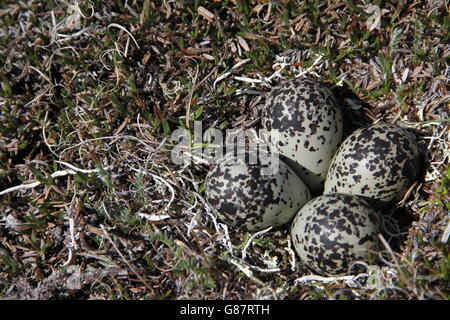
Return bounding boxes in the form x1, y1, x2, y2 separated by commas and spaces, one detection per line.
0, 0, 448, 299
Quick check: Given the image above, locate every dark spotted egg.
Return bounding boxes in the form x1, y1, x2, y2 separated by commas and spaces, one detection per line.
261, 78, 343, 195
291, 193, 380, 275
205, 152, 311, 231
324, 122, 421, 209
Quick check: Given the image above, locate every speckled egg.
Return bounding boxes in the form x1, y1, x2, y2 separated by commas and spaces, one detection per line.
291, 193, 381, 275
261, 78, 343, 194
205, 151, 311, 231
324, 122, 421, 209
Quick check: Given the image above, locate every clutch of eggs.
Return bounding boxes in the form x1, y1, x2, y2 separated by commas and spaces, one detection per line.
202, 77, 421, 276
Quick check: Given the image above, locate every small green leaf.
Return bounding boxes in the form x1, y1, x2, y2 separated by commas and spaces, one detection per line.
162, 119, 171, 134
29, 167, 53, 186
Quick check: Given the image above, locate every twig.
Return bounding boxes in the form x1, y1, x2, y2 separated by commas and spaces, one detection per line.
241, 226, 272, 259
100, 224, 152, 290
229, 257, 278, 298
295, 274, 359, 284
185, 64, 199, 129
29, 66, 52, 83
295, 55, 324, 78
213, 58, 251, 88
441, 219, 450, 243
127, 166, 176, 213
234, 76, 265, 84
284, 237, 297, 272
378, 234, 415, 296
249, 266, 281, 273
137, 213, 171, 222
0, 162, 111, 196
62, 217, 77, 267
182, 59, 225, 102
56, 161, 112, 174
108, 23, 140, 49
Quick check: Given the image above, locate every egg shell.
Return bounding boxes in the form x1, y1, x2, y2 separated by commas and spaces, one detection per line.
261, 78, 343, 194
324, 122, 421, 209
205, 151, 311, 231
291, 193, 381, 275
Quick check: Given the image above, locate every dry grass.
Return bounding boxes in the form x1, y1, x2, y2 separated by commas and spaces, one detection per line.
0, 0, 448, 300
